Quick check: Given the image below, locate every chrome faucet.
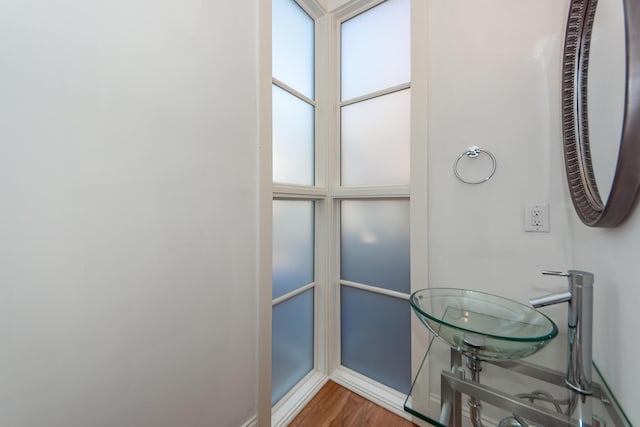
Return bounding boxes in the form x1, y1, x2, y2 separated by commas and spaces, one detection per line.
529, 270, 594, 395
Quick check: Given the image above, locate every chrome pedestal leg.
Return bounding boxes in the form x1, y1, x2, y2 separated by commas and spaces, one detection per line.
440, 348, 463, 427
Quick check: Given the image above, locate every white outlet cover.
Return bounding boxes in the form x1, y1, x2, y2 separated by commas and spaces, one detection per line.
525, 203, 550, 232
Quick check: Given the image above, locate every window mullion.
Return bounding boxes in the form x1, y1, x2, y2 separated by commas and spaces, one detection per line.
340, 82, 411, 107
273, 184, 327, 199
273, 78, 316, 107
313, 12, 333, 378
340, 279, 409, 301
332, 186, 409, 199
272, 282, 316, 306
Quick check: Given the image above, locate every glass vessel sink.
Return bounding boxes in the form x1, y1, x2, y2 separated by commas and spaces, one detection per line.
410, 288, 558, 360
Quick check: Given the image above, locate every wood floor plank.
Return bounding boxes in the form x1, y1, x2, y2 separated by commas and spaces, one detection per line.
289, 381, 416, 427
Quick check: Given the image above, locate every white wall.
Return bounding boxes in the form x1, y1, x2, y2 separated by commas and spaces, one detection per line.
428, 0, 571, 299
427, 0, 572, 339
424, 0, 575, 421
425, 0, 638, 425
0, 1, 258, 426
571, 211, 640, 424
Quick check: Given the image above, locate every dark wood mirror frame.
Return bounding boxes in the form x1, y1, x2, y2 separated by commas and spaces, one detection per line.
562, 0, 640, 227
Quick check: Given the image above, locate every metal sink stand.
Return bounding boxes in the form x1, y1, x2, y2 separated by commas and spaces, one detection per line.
439, 348, 625, 427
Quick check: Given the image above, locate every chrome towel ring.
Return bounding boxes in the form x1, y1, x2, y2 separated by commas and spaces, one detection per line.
453, 146, 496, 184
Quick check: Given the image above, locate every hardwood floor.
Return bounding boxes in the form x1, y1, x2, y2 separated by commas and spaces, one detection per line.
288, 381, 417, 427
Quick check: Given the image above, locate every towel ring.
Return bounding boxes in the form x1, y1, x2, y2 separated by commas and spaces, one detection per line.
453, 146, 496, 184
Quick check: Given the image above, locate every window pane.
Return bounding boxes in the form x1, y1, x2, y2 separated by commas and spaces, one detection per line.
341, 0, 410, 100
273, 85, 315, 186
341, 200, 409, 293
273, 0, 314, 99
273, 200, 314, 299
272, 289, 314, 404
341, 286, 410, 393
341, 89, 410, 186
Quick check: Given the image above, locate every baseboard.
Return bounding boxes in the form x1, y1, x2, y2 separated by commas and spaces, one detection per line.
271, 370, 328, 427
241, 415, 257, 427
330, 366, 413, 421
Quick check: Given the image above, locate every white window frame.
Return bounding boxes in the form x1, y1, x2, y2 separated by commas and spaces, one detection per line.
328, 0, 417, 419
259, 1, 334, 426
258, 0, 428, 425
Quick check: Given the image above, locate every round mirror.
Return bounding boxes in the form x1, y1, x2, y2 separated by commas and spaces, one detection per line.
561, 0, 640, 227
588, 0, 625, 199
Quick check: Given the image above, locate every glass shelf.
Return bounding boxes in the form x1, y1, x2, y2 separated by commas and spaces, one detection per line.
405, 338, 632, 427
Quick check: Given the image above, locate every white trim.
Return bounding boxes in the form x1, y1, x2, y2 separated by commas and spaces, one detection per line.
340, 280, 409, 300
257, 0, 273, 425
327, 9, 343, 379
331, 185, 410, 198
313, 14, 334, 378
295, 0, 327, 20
331, 0, 387, 21
271, 370, 328, 427
272, 282, 316, 306
331, 366, 413, 420
340, 82, 411, 107
410, 0, 431, 407
328, 189, 342, 375
313, 201, 328, 374
315, 14, 332, 192
272, 77, 316, 106
272, 184, 327, 199
328, 13, 342, 195
240, 415, 258, 427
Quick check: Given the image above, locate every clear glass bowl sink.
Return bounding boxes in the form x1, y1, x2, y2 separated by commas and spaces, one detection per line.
410, 288, 558, 360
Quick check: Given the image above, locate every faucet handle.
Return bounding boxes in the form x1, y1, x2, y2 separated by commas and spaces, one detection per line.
542, 270, 571, 277
543, 270, 594, 287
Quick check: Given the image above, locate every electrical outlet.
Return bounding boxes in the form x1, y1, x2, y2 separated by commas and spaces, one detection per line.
525, 203, 549, 232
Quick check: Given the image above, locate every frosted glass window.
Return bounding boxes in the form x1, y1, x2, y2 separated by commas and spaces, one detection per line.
273, 200, 314, 299
341, 286, 410, 393
272, 289, 314, 404
341, 0, 410, 101
341, 200, 409, 293
273, 85, 315, 185
341, 89, 410, 186
273, 0, 314, 99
